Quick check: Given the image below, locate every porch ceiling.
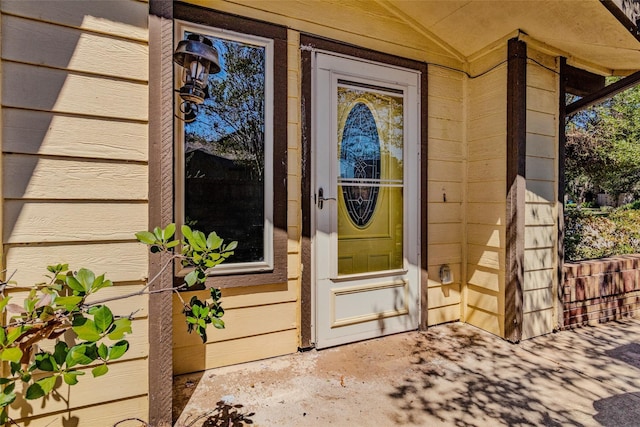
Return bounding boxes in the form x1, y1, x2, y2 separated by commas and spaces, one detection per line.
385, 0, 640, 74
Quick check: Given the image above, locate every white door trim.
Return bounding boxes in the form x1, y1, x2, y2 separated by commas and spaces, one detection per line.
311, 51, 422, 348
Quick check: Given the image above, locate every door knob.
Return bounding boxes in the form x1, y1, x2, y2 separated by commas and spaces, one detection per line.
317, 187, 336, 209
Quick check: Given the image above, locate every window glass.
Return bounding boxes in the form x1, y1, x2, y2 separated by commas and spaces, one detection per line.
178, 24, 273, 269
337, 84, 404, 275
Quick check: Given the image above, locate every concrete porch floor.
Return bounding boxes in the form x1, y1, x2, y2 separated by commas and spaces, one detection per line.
173, 318, 640, 426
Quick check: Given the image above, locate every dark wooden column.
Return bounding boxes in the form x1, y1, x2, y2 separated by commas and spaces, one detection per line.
556, 58, 568, 330
148, 1, 174, 425
505, 38, 527, 343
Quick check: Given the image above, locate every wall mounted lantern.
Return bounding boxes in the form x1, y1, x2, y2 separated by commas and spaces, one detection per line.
173, 33, 221, 122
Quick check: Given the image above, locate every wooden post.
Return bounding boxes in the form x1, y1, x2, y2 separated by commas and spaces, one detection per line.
557, 58, 568, 330
505, 38, 526, 343
148, 1, 174, 425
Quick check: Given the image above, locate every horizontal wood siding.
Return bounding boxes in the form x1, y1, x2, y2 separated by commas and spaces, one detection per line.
522, 49, 559, 340
465, 47, 507, 337
427, 67, 463, 325
1, 0, 150, 424
185, 0, 462, 69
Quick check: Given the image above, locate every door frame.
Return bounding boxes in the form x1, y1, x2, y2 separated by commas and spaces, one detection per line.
299, 35, 429, 349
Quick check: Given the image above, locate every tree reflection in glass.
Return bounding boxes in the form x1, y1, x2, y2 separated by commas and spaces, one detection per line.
184, 34, 266, 263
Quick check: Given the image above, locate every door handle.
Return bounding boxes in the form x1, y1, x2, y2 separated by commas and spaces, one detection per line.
317, 187, 336, 209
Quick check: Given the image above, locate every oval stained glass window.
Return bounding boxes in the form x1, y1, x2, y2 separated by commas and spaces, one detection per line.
339, 102, 381, 227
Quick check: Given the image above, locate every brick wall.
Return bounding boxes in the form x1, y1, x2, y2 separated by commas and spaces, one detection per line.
563, 255, 640, 328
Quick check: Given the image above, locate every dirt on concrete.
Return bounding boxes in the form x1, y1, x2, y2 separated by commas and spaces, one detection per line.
173, 319, 640, 426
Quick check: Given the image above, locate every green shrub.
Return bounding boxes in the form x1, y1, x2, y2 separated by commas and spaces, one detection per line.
565, 207, 640, 261
620, 200, 640, 210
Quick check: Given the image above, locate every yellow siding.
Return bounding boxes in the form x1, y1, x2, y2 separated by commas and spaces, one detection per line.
522, 49, 559, 340
6, 397, 148, 427
174, 329, 299, 375
465, 46, 507, 338
1, 1, 149, 424
185, 0, 463, 69
427, 67, 464, 325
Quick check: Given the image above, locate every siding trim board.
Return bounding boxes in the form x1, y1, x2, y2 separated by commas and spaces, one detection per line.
300, 45, 313, 349
505, 38, 527, 342
148, 1, 174, 425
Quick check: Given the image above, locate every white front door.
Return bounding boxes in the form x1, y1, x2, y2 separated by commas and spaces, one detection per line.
313, 52, 421, 349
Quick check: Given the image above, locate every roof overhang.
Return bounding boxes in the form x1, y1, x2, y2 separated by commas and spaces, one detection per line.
383, 0, 640, 75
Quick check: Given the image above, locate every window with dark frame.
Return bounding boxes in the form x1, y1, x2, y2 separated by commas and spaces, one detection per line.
174, 4, 288, 287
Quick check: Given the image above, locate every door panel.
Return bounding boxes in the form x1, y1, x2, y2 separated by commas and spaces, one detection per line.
313, 53, 421, 348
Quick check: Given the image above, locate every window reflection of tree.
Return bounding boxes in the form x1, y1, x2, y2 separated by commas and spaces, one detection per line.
184, 36, 267, 263
186, 39, 266, 179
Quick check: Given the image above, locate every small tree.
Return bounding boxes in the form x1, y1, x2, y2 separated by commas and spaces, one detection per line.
566, 82, 640, 203
0, 224, 235, 424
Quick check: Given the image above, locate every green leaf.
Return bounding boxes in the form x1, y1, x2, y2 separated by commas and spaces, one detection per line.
0, 348, 22, 363
25, 383, 44, 400
54, 295, 83, 309
108, 340, 129, 361
98, 343, 108, 360
34, 352, 58, 372
91, 364, 109, 378
89, 274, 111, 293
191, 304, 201, 317
75, 269, 95, 293
0, 327, 6, 346
225, 241, 238, 252
63, 370, 84, 385
107, 318, 132, 340
0, 378, 11, 385
65, 343, 97, 368
212, 318, 225, 329
164, 223, 176, 240
184, 270, 198, 288
166, 240, 180, 249
53, 342, 69, 366
9, 362, 20, 376
210, 288, 222, 300
3, 383, 14, 395
194, 231, 207, 249
0, 389, 16, 407
6, 326, 25, 345
72, 316, 101, 342
0, 296, 11, 314
153, 226, 163, 241
206, 232, 223, 250
92, 305, 113, 334
36, 375, 57, 395
135, 230, 157, 245
65, 276, 85, 295
181, 225, 194, 242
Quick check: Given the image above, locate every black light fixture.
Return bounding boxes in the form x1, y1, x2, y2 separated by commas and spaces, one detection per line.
173, 33, 221, 123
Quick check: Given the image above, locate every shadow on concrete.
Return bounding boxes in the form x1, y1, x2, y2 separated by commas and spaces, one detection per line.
605, 342, 640, 369
176, 319, 640, 426
181, 401, 255, 427
593, 392, 640, 427
388, 323, 585, 426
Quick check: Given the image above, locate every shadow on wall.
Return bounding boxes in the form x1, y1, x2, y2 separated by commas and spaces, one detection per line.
1, 0, 148, 243
1, 0, 149, 423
